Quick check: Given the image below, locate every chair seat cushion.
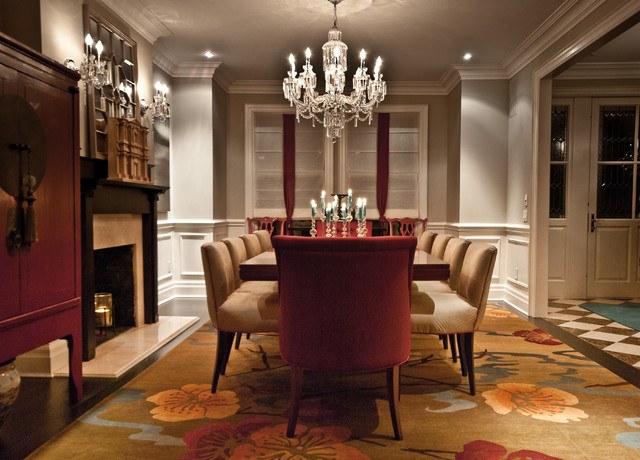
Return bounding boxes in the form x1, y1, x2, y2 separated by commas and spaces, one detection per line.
413, 280, 454, 294
218, 290, 279, 333
410, 290, 477, 334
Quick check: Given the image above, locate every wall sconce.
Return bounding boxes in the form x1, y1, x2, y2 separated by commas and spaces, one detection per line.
64, 34, 110, 89
140, 81, 170, 123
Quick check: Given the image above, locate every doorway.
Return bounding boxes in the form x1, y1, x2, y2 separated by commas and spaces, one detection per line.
548, 98, 640, 299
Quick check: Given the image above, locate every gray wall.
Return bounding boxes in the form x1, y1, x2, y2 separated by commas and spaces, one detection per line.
459, 79, 509, 223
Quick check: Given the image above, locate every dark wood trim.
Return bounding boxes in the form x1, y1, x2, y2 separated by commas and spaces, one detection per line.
80, 157, 167, 360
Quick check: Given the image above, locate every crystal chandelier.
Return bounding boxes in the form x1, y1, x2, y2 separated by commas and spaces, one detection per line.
283, 0, 386, 142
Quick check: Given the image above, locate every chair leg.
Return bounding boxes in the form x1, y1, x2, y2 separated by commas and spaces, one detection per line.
220, 332, 235, 375
387, 365, 403, 440
211, 331, 234, 393
448, 334, 457, 363
460, 332, 476, 395
457, 334, 467, 377
234, 332, 242, 349
286, 366, 304, 438
440, 334, 448, 349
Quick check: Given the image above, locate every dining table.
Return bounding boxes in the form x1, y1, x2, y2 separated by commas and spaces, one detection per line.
239, 249, 450, 281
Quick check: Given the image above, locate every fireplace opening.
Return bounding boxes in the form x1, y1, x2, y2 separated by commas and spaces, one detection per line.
94, 244, 135, 341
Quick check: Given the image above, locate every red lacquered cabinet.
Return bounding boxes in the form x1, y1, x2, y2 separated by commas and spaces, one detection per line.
0, 32, 82, 402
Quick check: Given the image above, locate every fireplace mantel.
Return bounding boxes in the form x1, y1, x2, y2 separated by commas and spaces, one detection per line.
81, 157, 168, 360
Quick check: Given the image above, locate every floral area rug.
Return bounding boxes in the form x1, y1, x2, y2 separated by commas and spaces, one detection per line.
31, 304, 640, 459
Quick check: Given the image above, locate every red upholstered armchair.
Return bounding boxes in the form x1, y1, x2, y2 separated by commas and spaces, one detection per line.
273, 235, 417, 440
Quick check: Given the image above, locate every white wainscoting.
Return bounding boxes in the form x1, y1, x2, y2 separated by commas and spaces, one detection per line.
157, 219, 245, 305
158, 220, 531, 314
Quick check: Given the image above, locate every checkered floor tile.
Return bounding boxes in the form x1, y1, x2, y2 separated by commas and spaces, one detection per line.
546, 299, 640, 368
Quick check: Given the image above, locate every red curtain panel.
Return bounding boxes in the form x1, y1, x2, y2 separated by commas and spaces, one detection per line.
283, 114, 296, 227
376, 112, 390, 219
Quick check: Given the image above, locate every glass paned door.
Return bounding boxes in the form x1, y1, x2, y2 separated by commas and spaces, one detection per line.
587, 101, 640, 298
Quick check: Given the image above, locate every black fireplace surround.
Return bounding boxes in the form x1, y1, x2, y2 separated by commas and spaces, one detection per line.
81, 157, 168, 361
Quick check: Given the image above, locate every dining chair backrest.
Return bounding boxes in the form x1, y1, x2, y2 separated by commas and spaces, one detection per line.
273, 236, 416, 371
247, 217, 275, 234
419, 231, 437, 253
254, 229, 273, 251
457, 242, 497, 329
222, 237, 249, 289
240, 233, 262, 258
387, 217, 420, 236
201, 242, 236, 329
442, 237, 471, 291
430, 234, 452, 259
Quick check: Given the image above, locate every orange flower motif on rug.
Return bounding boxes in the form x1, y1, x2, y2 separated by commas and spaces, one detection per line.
182, 417, 369, 459
483, 383, 588, 423
231, 424, 369, 460
146, 384, 240, 422
513, 328, 563, 345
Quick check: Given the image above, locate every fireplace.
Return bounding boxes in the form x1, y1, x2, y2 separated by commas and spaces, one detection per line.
94, 244, 135, 328
81, 157, 167, 360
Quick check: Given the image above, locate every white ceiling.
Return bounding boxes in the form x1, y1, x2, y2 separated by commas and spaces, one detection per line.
101, 0, 639, 85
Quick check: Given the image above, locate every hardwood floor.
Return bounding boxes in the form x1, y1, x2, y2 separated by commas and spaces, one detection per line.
1, 298, 639, 459
0, 299, 208, 460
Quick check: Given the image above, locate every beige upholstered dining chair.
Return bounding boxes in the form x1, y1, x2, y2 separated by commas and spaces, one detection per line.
240, 233, 262, 258
254, 229, 273, 251
223, 236, 278, 349
414, 237, 470, 362
201, 241, 279, 392
418, 231, 437, 253
430, 234, 452, 258
411, 242, 497, 395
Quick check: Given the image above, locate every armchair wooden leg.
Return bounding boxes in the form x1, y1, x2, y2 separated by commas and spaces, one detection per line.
234, 332, 242, 349
448, 334, 458, 363
457, 334, 467, 377
460, 332, 476, 395
212, 331, 234, 393
387, 365, 403, 440
287, 366, 304, 438
440, 334, 448, 349
220, 332, 235, 375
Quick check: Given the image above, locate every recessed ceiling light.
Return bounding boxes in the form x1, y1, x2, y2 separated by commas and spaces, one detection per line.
203, 51, 215, 59
463, 52, 472, 61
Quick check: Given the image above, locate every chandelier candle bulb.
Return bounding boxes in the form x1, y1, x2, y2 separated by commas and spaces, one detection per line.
84, 34, 93, 55
95, 40, 103, 62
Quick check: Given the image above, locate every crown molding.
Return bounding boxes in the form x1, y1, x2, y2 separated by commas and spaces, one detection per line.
552, 85, 640, 97
99, 0, 172, 43
153, 44, 221, 78
503, 0, 605, 77
212, 66, 234, 93
554, 62, 640, 79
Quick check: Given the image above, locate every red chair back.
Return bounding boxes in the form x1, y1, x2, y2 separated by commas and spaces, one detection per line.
273, 236, 416, 372
387, 217, 426, 236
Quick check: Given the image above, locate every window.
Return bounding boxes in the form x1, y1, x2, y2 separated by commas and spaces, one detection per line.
550, 105, 569, 219
245, 105, 427, 220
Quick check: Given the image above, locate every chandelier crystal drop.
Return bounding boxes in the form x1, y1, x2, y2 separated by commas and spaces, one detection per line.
283, 0, 386, 142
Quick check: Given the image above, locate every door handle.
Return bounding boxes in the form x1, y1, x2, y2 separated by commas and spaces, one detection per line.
590, 213, 598, 232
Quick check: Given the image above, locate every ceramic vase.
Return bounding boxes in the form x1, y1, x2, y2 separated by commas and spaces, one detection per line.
0, 359, 21, 428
